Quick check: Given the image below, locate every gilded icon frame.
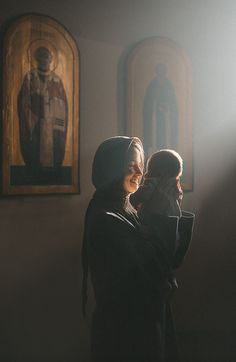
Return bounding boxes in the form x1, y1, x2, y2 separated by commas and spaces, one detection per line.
2, 14, 80, 195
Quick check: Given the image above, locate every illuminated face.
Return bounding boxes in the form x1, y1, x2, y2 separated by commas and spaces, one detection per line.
123, 146, 143, 194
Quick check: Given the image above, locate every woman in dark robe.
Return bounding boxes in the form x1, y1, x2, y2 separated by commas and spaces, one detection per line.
82, 136, 194, 362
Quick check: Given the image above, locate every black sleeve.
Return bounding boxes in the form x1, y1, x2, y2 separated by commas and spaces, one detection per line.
88, 211, 179, 301
173, 211, 195, 268
130, 183, 155, 208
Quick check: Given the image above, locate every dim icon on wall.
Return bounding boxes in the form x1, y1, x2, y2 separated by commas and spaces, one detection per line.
143, 63, 178, 156
127, 36, 193, 190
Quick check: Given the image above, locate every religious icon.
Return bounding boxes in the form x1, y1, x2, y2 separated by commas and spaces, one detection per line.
143, 63, 178, 156
127, 37, 193, 190
2, 14, 79, 195
18, 46, 68, 169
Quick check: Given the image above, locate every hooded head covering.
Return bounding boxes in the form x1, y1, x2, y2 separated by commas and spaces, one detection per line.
92, 136, 143, 190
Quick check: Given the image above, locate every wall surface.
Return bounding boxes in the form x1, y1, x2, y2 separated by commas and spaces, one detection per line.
0, 1, 236, 361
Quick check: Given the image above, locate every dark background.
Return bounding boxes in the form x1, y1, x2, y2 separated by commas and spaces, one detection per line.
0, 1, 236, 361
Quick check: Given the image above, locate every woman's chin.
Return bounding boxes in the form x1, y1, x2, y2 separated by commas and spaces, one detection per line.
123, 180, 139, 194
129, 185, 139, 194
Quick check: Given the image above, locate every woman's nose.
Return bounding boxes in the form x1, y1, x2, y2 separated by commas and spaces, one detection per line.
134, 164, 143, 176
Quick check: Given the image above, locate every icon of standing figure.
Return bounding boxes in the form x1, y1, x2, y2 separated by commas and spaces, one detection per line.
143, 63, 178, 157
17, 46, 68, 170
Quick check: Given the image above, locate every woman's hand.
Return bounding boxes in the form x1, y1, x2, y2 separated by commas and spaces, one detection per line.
148, 177, 182, 217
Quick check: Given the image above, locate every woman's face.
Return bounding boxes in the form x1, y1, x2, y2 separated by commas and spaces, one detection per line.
123, 146, 143, 194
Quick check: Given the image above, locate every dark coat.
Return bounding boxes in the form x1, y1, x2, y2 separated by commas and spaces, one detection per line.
83, 193, 194, 362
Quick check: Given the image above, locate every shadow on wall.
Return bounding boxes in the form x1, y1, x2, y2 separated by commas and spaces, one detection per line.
0, 246, 89, 362
177, 163, 236, 362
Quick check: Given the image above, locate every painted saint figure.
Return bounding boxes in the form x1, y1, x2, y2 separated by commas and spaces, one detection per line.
18, 46, 68, 169
143, 63, 178, 157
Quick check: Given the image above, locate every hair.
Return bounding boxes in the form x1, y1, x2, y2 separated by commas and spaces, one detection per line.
127, 137, 145, 171
145, 149, 183, 179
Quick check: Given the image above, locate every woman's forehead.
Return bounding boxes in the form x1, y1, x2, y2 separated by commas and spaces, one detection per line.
127, 145, 143, 162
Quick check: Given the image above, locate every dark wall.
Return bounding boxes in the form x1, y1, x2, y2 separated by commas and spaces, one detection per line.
0, 1, 236, 361
0, 196, 87, 361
